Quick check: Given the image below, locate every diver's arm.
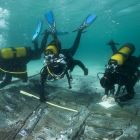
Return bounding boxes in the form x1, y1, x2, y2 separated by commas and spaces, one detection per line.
32, 39, 40, 59
111, 45, 117, 54
39, 67, 48, 102
138, 55, 140, 66
107, 40, 118, 54
115, 85, 121, 97
33, 39, 39, 50
29, 36, 43, 60
40, 31, 50, 53
66, 71, 72, 89
72, 59, 88, 75
105, 88, 109, 96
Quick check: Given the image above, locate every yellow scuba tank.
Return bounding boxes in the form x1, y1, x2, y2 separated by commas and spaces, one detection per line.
110, 43, 135, 65
0, 47, 27, 59
15, 47, 27, 58
45, 45, 58, 55
0, 48, 14, 59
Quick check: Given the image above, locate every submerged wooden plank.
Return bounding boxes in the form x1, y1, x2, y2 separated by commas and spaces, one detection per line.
0, 75, 140, 140
0, 75, 41, 140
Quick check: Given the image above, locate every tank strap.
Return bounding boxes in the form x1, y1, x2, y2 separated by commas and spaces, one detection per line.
46, 65, 66, 79
11, 47, 17, 58
0, 50, 2, 58
0, 67, 27, 74
117, 52, 129, 58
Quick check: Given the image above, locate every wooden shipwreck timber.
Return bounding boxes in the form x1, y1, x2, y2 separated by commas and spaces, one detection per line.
0, 75, 140, 140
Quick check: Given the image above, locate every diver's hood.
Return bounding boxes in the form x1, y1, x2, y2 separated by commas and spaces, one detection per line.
45, 45, 58, 55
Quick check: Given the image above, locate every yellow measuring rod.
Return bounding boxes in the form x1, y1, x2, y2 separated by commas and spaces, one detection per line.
20, 90, 78, 113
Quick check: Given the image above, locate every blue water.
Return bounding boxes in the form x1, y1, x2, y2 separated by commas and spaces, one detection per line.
0, 0, 140, 75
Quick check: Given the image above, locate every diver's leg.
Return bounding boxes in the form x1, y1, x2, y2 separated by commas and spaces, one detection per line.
30, 31, 50, 61
0, 73, 12, 88
115, 85, 121, 97
32, 39, 40, 59
21, 72, 28, 83
39, 67, 48, 102
102, 88, 109, 101
29, 39, 41, 60
0, 72, 4, 81
127, 86, 135, 99
66, 71, 72, 89
72, 59, 88, 75
123, 76, 138, 100
40, 31, 50, 54
68, 31, 82, 56
122, 76, 138, 100
16, 65, 28, 82
118, 85, 135, 101
117, 74, 138, 101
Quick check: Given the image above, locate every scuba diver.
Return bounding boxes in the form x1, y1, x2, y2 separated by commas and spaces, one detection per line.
100, 40, 140, 102
39, 11, 97, 102
0, 21, 49, 88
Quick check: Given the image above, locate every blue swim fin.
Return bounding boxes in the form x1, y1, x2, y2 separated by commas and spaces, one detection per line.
44, 10, 56, 33
44, 10, 69, 35
32, 20, 43, 41
85, 14, 97, 26
73, 14, 97, 32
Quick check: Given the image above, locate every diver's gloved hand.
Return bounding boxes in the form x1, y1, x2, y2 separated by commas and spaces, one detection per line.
102, 95, 108, 101
84, 68, 88, 75
107, 40, 119, 46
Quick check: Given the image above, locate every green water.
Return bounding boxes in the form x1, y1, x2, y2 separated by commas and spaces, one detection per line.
0, 0, 140, 74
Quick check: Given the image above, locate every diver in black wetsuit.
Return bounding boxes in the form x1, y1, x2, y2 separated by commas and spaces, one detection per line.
0, 31, 50, 88
39, 29, 88, 102
38, 11, 97, 102
100, 40, 140, 102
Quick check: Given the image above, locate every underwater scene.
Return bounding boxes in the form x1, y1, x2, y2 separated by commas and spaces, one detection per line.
0, 0, 140, 139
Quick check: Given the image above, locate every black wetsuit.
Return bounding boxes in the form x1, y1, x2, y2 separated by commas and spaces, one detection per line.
39, 31, 88, 102
60, 31, 88, 73
100, 42, 140, 101
0, 33, 49, 88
